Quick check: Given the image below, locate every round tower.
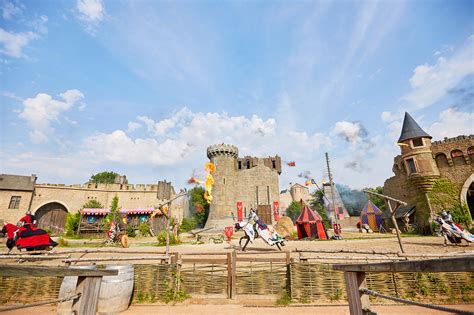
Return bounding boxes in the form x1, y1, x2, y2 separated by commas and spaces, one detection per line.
397, 112, 440, 192
205, 144, 239, 229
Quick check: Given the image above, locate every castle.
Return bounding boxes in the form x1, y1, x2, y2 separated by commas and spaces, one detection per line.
383, 112, 474, 230
205, 144, 281, 229
0, 174, 186, 235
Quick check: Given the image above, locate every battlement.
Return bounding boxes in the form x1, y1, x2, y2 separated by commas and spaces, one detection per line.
207, 144, 239, 159
432, 135, 474, 146
36, 182, 167, 192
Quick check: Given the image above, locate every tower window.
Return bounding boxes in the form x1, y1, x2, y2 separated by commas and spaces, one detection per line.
406, 158, 417, 174
272, 160, 276, 168
412, 138, 423, 147
9, 196, 21, 209
238, 161, 242, 169
247, 160, 250, 169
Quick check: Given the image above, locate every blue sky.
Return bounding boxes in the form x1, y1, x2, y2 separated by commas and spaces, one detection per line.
0, 0, 473, 190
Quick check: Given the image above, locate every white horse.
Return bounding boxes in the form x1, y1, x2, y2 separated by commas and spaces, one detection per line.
234, 209, 284, 251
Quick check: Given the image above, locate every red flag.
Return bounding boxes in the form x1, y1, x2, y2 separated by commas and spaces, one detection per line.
287, 161, 296, 167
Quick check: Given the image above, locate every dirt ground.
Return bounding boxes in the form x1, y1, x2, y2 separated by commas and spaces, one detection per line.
2, 303, 474, 315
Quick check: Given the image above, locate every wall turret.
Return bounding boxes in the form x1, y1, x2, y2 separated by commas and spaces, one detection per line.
397, 112, 439, 192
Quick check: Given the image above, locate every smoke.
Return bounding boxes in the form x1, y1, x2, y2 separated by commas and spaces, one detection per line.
333, 121, 368, 143
344, 158, 371, 173
336, 184, 367, 215
298, 171, 312, 179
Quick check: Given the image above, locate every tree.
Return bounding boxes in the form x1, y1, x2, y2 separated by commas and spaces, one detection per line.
89, 171, 122, 184
188, 187, 209, 227
105, 194, 120, 224
285, 201, 303, 224
82, 200, 103, 209
310, 190, 331, 229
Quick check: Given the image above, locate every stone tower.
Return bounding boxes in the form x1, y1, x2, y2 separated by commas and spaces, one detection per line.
205, 144, 281, 230
397, 112, 440, 192
206, 144, 240, 229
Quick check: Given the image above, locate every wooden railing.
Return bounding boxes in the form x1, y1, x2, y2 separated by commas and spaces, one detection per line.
0, 265, 117, 315
333, 257, 474, 315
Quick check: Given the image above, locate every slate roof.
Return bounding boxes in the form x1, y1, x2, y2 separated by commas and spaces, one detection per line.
0, 174, 36, 191
398, 112, 432, 143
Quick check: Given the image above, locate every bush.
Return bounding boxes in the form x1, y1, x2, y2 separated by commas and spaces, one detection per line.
65, 211, 81, 236
126, 225, 136, 237
179, 217, 198, 233
57, 237, 69, 247
138, 223, 150, 237
285, 201, 303, 223
157, 231, 180, 246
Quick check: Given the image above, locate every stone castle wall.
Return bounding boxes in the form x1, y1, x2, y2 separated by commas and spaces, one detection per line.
0, 181, 186, 226
205, 144, 281, 229
384, 135, 474, 228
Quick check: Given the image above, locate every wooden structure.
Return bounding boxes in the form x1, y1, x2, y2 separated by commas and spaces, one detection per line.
256, 205, 272, 225
77, 208, 110, 235
333, 257, 474, 315
35, 202, 68, 235
0, 264, 117, 315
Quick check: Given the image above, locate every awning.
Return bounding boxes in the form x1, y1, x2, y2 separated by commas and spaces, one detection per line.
120, 208, 155, 215
382, 206, 416, 219
81, 208, 110, 215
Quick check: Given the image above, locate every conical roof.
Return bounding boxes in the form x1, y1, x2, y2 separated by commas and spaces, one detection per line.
398, 112, 432, 143
296, 205, 322, 223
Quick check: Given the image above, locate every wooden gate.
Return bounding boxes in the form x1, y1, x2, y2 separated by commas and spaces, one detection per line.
35, 202, 68, 235
257, 205, 272, 225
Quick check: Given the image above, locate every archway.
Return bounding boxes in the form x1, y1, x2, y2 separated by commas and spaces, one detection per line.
35, 202, 68, 235
460, 174, 474, 220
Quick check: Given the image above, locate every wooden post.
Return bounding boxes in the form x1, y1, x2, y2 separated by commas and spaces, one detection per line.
72, 276, 102, 315
387, 200, 405, 253
165, 202, 171, 257
231, 250, 237, 299
286, 251, 292, 298
227, 252, 232, 299
344, 271, 370, 315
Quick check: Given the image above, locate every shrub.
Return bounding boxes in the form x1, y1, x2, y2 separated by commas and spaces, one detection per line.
65, 211, 81, 236
126, 225, 136, 237
157, 231, 180, 246
138, 223, 150, 237
276, 291, 292, 306
285, 201, 303, 224
57, 237, 69, 247
179, 217, 198, 233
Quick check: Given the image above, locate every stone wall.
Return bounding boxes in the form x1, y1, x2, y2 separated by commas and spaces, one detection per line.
0, 191, 34, 225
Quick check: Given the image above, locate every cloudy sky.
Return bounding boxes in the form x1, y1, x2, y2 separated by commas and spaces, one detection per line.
0, 0, 473, 190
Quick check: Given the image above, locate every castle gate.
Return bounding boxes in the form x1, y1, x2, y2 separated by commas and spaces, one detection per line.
460, 174, 474, 220
35, 202, 68, 235
257, 205, 272, 225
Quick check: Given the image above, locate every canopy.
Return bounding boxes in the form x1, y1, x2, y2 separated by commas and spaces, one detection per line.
81, 208, 110, 215
360, 200, 383, 232
296, 205, 327, 240
120, 208, 155, 215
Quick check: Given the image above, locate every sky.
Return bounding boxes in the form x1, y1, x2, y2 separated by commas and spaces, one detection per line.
0, 0, 473, 191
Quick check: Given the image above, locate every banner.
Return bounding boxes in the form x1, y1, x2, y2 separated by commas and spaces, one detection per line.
237, 201, 243, 222
273, 201, 280, 221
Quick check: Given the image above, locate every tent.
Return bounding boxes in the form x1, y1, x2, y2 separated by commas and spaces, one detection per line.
296, 205, 328, 240
360, 200, 384, 232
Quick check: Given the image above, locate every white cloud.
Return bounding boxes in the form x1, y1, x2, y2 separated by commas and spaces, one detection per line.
75, 0, 105, 34
428, 107, 474, 139
403, 35, 474, 109
126, 122, 141, 133
1, 0, 23, 20
18, 89, 84, 143
332, 121, 367, 143
76, 0, 104, 22
0, 28, 38, 58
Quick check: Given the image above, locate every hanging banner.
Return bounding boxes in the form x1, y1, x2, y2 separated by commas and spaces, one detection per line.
273, 201, 280, 221
237, 201, 243, 222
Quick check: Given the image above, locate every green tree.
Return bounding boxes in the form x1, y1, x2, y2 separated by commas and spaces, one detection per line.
285, 201, 303, 224
310, 190, 331, 229
64, 211, 81, 236
188, 187, 209, 227
89, 171, 122, 184
82, 200, 103, 209
105, 194, 120, 224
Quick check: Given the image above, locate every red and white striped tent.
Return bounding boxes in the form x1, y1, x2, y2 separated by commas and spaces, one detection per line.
80, 208, 110, 215
296, 205, 328, 240
119, 208, 155, 215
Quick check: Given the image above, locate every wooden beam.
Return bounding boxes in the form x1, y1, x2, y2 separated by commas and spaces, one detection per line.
333, 257, 474, 273
231, 251, 236, 300
387, 200, 405, 253
344, 271, 370, 315
181, 258, 228, 264
72, 276, 102, 315
63, 256, 169, 263
363, 189, 407, 206
0, 265, 117, 277
236, 257, 288, 263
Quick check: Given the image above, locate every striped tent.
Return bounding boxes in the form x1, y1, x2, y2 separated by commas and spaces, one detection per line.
360, 200, 383, 232
296, 205, 327, 240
